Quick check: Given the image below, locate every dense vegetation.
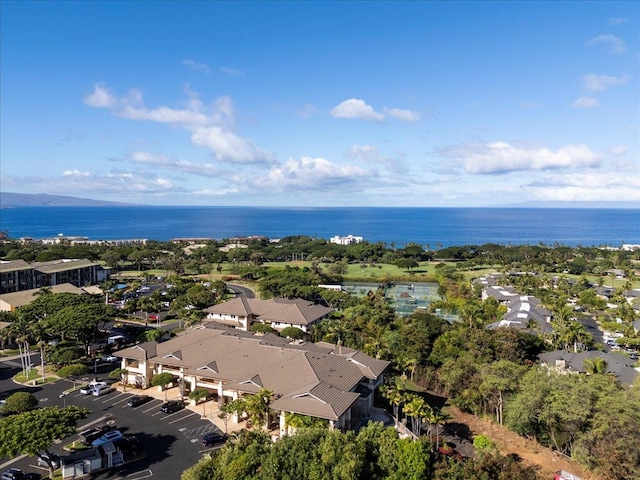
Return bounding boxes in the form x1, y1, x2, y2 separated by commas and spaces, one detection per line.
182, 424, 540, 480
2, 237, 639, 479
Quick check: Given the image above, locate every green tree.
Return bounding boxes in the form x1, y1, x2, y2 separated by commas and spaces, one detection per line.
189, 387, 209, 417
0, 405, 88, 479
280, 326, 304, 340
478, 360, 525, 425
45, 303, 116, 355
57, 363, 89, 388
583, 357, 609, 375
109, 367, 130, 391
151, 372, 175, 400
243, 388, 273, 430
1, 392, 38, 414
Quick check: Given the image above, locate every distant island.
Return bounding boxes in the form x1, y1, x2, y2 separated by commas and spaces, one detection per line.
1, 192, 638, 209
0, 192, 132, 207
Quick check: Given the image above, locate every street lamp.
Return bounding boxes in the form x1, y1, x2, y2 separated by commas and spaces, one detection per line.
94, 358, 99, 375
59, 393, 67, 408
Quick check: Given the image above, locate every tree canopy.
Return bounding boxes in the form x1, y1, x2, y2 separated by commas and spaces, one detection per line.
0, 406, 89, 478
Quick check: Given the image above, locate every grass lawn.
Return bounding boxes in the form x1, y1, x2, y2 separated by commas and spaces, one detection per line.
14, 365, 59, 385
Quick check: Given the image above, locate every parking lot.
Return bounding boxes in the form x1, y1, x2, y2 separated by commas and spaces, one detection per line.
0, 358, 226, 480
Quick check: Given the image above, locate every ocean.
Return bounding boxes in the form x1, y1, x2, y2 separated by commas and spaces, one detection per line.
0, 206, 638, 248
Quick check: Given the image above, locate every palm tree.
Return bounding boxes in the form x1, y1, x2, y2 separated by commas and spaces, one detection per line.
381, 381, 407, 425
8, 312, 34, 376
584, 357, 609, 375
430, 410, 448, 448
403, 394, 429, 435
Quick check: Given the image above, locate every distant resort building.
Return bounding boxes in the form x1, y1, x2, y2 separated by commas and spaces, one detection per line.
330, 235, 363, 245
20, 233, 147, 247
0, 258, 109, 294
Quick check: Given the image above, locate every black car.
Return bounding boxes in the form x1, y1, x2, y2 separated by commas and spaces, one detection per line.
127, 395, 152, 407
1, 469, 35, 480
160, 400, 184, 414
202, 432, 227, 447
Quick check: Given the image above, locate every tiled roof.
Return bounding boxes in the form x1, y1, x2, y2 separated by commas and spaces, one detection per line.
117, 341, 157, 361
116, 326, 389, 420
271, 382, 361, 421
0, 259, 31, 273
0, 283, 85, 309
538, 350, 639, 385
34, 259, 100, 273
204, 297, 334, 327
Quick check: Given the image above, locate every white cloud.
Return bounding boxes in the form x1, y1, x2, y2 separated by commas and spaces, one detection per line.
191, 127, 274, 165
384, 107, 421, 122
608, 17, 629, 27
130, 151, 226, 177
581, 74, 629, 92
440, 141, 602, 174
2, 170, 178, 197
193, 187, 240, 196
331, 98, 384, 122
528, 172, 640, 202
250, 156, 374, 192
84, 84, 272, 165
83, 84, 117, 108
183, 59, 211, 74
572, 97, 599, 108
219, 67, 244, 77
586, 34, 627, 54
346, 145, 383, 163
297, 103, 321, 118
62, 169, 90, 177
610, 145, 627, 156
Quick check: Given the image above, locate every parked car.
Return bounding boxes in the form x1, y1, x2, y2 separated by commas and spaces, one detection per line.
78, 425, 116, 444
92, 385, 114, 396
100, 354, 119, 363
37, 453, 61, 468
127, 395, 152, 407
1, 469, 35, 480
80, 381, 107, 395
160, 400, 184, 414
91, 430, 124, 447
202, 432, 227, 447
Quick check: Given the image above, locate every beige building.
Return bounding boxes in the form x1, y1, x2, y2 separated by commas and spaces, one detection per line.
203, 297, 335, 333
0, 283, 87, 312
0, 258, 110, 294
116, 326, 389, 434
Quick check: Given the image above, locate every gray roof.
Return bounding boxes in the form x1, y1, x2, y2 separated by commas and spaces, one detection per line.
538, 350, 639, 385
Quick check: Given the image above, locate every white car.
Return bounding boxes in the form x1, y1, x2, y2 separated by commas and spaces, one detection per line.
80, 381, 107, 395
101, 355, 119, 363
92, 385, 114, 397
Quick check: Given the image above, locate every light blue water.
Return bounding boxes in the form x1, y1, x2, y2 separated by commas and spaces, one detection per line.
1, 206, 638, 248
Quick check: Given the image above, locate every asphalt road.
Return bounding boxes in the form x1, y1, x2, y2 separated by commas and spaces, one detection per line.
0, 357, 224, 480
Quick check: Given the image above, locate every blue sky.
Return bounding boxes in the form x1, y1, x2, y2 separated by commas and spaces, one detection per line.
1, 1, 638, 207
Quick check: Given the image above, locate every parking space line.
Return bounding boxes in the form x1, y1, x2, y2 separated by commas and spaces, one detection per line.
142, 402, 162, 414
169, 411, 198, 424
112, 395, 132, 406
103, 392, 125, 404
